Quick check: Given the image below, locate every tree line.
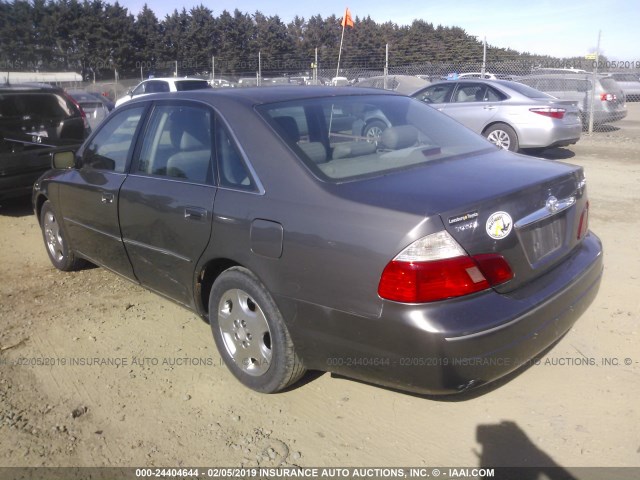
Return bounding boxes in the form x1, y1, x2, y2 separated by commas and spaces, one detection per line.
0, 0, 586, 81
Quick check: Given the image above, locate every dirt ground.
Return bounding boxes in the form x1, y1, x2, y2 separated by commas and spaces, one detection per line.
1, 104, 639, 473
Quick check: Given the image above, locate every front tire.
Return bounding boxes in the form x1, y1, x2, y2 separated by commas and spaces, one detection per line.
208, 267, 306, 393
40, 200, 85, 271
483, 123, 519, 152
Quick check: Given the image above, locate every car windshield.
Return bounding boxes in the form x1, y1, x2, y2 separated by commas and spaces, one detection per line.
174, 80, 211, 91
258, 95, 493, 182
497, 81, 554, 99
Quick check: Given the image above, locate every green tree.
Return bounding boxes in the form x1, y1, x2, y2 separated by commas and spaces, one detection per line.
133, 4, 161, 77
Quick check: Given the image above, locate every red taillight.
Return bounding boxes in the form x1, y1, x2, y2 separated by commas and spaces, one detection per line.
600, 93, 617, 102
529, 107, 566, 119
378, 232, 514, 303
473, 253, 514, 286
577, 201, 590, 240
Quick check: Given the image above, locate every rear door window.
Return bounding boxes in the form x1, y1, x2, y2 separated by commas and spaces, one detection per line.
137, 104, 213, 184
452, 83, 486, 103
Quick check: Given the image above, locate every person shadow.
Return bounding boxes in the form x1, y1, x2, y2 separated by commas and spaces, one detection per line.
476, 421, 578, 480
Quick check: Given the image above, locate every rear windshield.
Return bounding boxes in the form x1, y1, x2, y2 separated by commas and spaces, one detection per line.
174, 80, 211, 91
610, 73, 639, 82
257, 95, 493, 183
519, 77, 592, 92
600, 78, 622, 92
0, 92, 78, 119
497, 81, 553, 99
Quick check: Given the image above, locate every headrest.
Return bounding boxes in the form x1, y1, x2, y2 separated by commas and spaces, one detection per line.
273, 116, 300, 143
169, 109, 211, 150
379, 125, 419, 150
298, 142, 327, 164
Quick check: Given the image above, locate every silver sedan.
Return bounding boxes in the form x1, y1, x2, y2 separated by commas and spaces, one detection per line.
411, 79, 582, 152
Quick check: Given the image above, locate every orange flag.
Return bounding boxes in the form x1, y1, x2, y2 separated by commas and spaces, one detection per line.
341, 7, 354, 28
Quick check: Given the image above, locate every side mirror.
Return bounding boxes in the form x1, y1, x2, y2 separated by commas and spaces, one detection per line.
52, 151, 76, 169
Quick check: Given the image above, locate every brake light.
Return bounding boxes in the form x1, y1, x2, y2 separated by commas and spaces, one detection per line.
600, 93, 617, 102
529, 107, 566, 119
378, 231, 513, 303
577, 201, 590, 240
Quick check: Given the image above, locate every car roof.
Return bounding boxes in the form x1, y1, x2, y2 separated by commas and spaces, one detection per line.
124, 86, 401, 107
141, 77, 207, 82
423, 79, 498, 86
519, 73, 608, 79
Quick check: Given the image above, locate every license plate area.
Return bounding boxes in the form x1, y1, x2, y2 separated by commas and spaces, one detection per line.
517, 214, 567, 266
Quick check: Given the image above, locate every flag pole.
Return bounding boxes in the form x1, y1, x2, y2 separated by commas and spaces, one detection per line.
336, 21, 346, 80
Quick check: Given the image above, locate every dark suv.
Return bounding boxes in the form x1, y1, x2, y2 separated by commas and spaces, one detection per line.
1, 84, 90, 200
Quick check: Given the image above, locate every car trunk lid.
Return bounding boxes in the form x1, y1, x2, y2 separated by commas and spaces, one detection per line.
331, 149, 588, 293
439, 167, 587, 292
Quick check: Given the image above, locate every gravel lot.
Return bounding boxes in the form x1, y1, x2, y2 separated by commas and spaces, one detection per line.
1, 104, 639, 473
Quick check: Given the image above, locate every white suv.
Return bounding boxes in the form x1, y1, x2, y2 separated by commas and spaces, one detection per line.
115, 77, 211, 107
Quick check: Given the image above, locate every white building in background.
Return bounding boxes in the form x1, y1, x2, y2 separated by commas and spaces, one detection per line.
1, 71, 82, 84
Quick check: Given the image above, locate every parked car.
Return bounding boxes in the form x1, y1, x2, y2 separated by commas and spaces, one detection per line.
1, 84, 90, 200
86, 91, 115, 111
33, 87, 602, 395
356, 75, 428, 94
458, 72, 498, 80
237, 77, 258, 87
115, 77, 211, 107
289, 76, 310, 86
528, 68, 588, 75
331, 76, 349, 86
209, 78, 234, 88
264, 77, 291, 86
405, 79, 582, 151
516, 74, 627, 126
67, 89, 111, 130
602, 73, 640, 101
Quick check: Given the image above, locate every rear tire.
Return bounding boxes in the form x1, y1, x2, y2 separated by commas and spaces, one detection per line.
40, 200, 85, 271
209, 267, 306, 393
483, 123, 519, 152
363, 120, 387, 143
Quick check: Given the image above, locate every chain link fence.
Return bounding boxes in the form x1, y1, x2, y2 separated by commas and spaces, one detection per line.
6, 49, 637, 135
73, 54, 635, 134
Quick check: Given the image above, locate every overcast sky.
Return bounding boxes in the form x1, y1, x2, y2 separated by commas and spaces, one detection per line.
119, 0, 639, 60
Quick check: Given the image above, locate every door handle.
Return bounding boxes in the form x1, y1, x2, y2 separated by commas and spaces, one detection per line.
483, 105, 496, 110
184, 207, 207, 221
101, 192, 114, 204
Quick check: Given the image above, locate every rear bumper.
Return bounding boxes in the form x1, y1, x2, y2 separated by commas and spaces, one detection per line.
584, 108, 627, 125
284, 232, 603, 394
0, 149, 56, 200
516, 122, 582, 149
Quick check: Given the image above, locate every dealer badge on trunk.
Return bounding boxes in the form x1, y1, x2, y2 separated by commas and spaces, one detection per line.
486, 212, 513, 240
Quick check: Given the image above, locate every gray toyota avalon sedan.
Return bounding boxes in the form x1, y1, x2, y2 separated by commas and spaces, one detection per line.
33, 87, 603, 395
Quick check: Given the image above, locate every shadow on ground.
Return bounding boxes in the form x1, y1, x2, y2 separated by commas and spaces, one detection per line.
523, 147, 576, 160
0, 196, 33, 218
